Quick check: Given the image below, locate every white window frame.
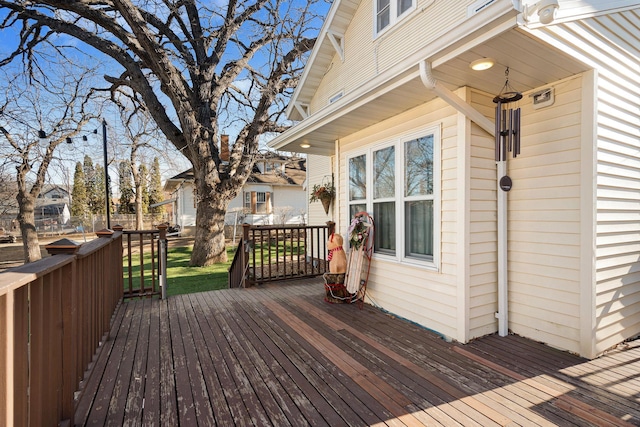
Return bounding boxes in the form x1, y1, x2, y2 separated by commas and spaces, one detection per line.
374, 0, 416, 37
345, 124, 441, 270
256, 191, 267, 213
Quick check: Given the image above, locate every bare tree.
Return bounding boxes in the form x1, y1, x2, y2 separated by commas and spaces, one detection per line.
115, 108, 168, 230
0, 0, 326, 265
0, 161, 19, 217
0, 66, 97, 262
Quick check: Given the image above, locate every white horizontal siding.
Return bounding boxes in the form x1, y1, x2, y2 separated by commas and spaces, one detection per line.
311, 0, 485, 113
307, 154, 334, 226
528, 8, 640, 357
506, 75, 584, 355
468, 89, 499, 339
338, 95, 462, 340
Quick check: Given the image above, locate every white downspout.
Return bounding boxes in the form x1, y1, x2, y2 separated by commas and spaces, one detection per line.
419, 60, 508, 337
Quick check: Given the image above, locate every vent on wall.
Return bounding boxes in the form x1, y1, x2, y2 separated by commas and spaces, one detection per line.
467, 0, 498, 17
530, 88, 554, 109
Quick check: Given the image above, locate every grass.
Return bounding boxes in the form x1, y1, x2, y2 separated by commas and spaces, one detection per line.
124, 243, 235, 297
164, 245, 235, 296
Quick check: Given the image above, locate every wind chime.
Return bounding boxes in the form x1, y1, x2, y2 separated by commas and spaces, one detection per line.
493, 67, 522, 162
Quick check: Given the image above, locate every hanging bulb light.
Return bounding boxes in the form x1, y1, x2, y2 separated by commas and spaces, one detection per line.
493, 67, 522, 161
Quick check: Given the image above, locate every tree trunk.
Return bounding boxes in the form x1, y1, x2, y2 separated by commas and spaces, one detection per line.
16, 193, 41, 263
190, 179, 231, 266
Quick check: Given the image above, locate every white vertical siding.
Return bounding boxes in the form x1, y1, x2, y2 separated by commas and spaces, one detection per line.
530, 8, 640, 356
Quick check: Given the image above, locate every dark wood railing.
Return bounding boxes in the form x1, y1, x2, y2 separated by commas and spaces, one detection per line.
229, 224, 329, 288
0, 229, 123, 427
120, 224, 168, 299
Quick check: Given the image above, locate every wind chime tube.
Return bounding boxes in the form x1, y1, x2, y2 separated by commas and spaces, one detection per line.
501, 108, 507, 162
513, 108, 521, 157
508, 108, 514, 154
495, 102, 501, 162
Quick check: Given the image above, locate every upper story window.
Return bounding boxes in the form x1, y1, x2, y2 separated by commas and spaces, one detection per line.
376, 0, 415, 35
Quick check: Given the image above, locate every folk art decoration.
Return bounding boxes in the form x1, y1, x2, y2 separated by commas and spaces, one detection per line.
309, 175, 335, 214
323, 213, 374, 308
494, 67, 522, 162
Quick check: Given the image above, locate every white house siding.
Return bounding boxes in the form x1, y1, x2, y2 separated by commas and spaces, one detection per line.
506, 75, 585, 355
307, 154, 334, 226
311, 0, 373, 113
307, 154, 334, 258
177, 185, 196, 227
338, 95, 463, 341
528, 9, 640, 357
272, 186, 307, 224
468, 89, 499, 339
311, 0, 479, 113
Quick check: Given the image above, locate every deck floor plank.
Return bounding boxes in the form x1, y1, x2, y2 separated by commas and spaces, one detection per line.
157, 298, 179, 426
216, 289, 333, 427
203, 291, 303, 427
141, 297, 161, 426
231, 287, 382, 426
186, 293, 255, 426
75, 279, 640, 426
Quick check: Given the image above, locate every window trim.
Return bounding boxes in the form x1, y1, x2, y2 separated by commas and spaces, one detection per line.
345, 124, 441, 270
373, 0, 416, 37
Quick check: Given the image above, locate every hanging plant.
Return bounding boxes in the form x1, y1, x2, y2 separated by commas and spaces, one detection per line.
310, 176, 335, 214
309, 183, 335, 203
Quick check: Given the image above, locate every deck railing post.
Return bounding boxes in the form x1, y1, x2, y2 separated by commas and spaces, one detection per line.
157, 224, 168, 299
242, 224, 251, 288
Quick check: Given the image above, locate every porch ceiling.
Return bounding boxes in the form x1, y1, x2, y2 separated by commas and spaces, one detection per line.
270, 27, 589, 156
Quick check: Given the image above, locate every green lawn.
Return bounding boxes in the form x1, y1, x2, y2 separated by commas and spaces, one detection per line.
164, 245, 234, 296
124, 244, 234, 297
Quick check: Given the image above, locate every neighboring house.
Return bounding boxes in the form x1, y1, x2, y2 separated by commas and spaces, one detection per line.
38, 185, 71, 205
268, 0, 640, 358
36, 185, 71, 224
164, 151, 307, 233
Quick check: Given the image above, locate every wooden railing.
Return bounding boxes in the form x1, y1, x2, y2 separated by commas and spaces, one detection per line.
0, 229, 123, 427
120, 224, 168, 299
229, 224, 329, 288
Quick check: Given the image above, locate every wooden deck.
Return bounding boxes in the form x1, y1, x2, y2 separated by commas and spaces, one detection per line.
74, 279, 640, 426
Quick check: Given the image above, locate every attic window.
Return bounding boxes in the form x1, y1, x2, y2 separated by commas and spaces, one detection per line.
376, 0, 415, 35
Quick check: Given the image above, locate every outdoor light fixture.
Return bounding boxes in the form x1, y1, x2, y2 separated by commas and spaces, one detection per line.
300, 142, 311, 148
470, 57, 495, 71
66, 137, 72, 144
38, 129, 47, 139
524, 0, 559, 25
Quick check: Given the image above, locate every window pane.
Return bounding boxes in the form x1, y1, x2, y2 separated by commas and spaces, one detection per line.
349, 155, 366, 201
405, 135, 433, 197
374, 202, 395, 254
405, 200, 433, 258
397, 0, 412, 15
377, 0, 390, 31
374, 146, 395, 199
256, 192, 266, 213
349, 204, 366, 219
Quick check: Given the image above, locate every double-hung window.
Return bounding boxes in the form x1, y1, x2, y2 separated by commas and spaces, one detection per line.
347, 125, 439, 267
375, 0, 415, 35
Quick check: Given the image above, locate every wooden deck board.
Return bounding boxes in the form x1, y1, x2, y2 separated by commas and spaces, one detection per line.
74, 279, 640, 426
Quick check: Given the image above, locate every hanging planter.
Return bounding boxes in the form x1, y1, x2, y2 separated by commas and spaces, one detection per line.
310, 176, 335, 215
